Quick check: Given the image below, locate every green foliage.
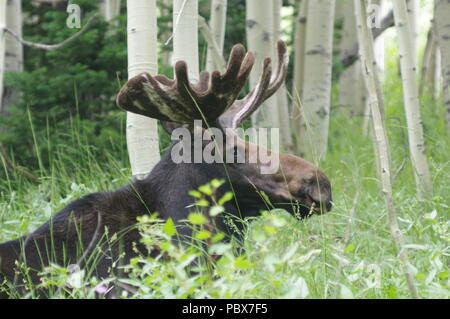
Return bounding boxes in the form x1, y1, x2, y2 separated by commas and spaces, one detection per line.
1, 0, 128, 171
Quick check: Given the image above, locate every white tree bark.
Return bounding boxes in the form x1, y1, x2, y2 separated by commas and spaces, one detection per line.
99, 0, 122, 22
205, 0, 227, 73
173, 0, 199, 81
392, 0, 433, 200
273, 0, 293, 152
434, 45, 442, 103
406, 0, 419, 68
291, 0, 308, 154
299, 0, 335, 161
0, 1, 5, 113
1, 0, 23, 113
126, 0, 160, 179
354, 0, 419, 299
435, 0, 450, 134
246, 0, 279, 129
371, 0, 387, 73
421, 25, 441, 101
338, 0, 365, 117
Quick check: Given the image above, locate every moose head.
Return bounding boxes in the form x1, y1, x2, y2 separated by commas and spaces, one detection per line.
117, 40, 332, 217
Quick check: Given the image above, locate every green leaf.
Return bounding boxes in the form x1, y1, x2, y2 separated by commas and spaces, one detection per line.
211, 232, 225, 243
211, 179, 224, 188
188, 213, 208, 225
264, 225, 277, 234
163, 218, 176, 237
199, 184, 213, 196
195, 230, 211, 240
218, 192, 234, 205
235, 256, 251, 269
344, 243, 355, 253
194, 199, 209, 207
209, 205, 224, 217
188, 190, 202, 198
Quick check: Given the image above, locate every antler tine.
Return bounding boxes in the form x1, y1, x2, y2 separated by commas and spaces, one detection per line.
217, 40, 288, 130
117, 72, 192, 122
210, 44, 253, 97
263, 40, 289, 99
218, 58, 273, 130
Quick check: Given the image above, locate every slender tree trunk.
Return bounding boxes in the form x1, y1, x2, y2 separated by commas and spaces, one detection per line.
160, 0, 172, 67
434, 46, 442, 103
173, 0, 199, 81
100, 0, 122, 22
0, 1, 5, 114
299, 0, 335, 161
371, 0, 386, 73
126, 0, 161, 179
273, 0, 293, 152
421, 27, 437, 97
421, 23, 442, 102
393, 0, 433, 200
291, 0, 308, 154
407, 0, 419, 68
205, 0, 227, 73
435, 0, 450, 134
338, 0, 365, 117
246, 0, 279, 129
1, 0, 23, 114
354, 0, 419, 299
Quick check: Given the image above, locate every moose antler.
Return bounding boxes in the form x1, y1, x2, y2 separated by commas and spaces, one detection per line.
116, 40, 288, 128
117, 44, 255, 124
218, 40, 288, 130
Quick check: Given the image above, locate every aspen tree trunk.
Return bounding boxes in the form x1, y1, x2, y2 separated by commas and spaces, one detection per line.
161, 0, 172, 67
338, 0, 365, 117
246, 0, 280, 129
354, 0, 419, 299
126, 0, 160, 179
435, 0, 450, 134
173, 0, 199, 81
291, 0, 308, 155
0, 1, 5, 113
434, 46, 442, 103
334, 0, 345, 21
393, 0, 433, 200
421, 25, 441, 101
421, 28, 436, 96
205, 0, 227, 73
100, 0, 122, 22
371, 0, 386, 73
363, 0, 385, 133
299, 0, 335, 161
406, 0, 419, 68
1, 0, 23, 114
273, 0, 293, 152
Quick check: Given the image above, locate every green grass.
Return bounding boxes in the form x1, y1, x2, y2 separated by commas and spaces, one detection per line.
0, 51, 449, 298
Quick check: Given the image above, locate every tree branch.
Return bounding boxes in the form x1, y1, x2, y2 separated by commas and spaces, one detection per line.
1, 13, 98, 51
198, 15, 226, 72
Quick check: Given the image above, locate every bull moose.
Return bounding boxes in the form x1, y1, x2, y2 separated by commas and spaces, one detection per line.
0, 41, 332, 297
